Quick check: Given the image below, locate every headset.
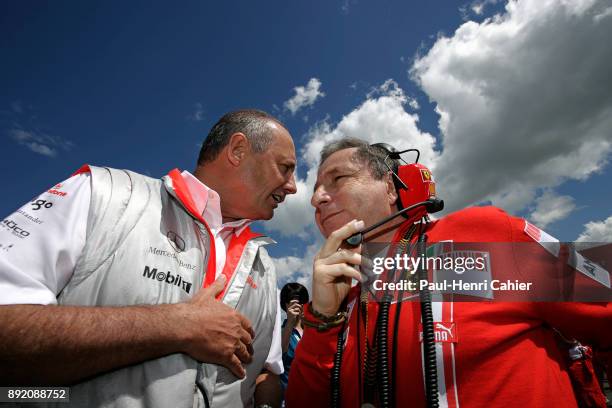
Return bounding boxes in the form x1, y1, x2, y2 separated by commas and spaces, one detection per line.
346, 143, 443, 246
332, 143, 442, 408
371, 142, 439, 216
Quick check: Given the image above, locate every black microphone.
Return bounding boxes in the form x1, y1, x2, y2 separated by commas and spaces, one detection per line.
345, 198, 444, 246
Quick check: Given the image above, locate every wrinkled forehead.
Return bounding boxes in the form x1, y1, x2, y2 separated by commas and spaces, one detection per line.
318, 147, 360, 173
314, 148, 365, 189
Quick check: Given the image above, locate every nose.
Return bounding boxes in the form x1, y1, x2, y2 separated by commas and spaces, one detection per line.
311, 184, 330, 208
284, 173, 297, 195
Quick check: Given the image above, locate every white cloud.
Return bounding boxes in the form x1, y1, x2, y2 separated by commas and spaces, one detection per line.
264, 174, 314, 238
472, 4, 485, 15
9, 128, 74, 158
411, 0, 612, 215
305, 79, 438, 168
529, 191, 575, 228
273, 239, 322, 292
594, 6, 612, 22
188, 102, 205, 121
408, 97, 420, 110
576, 215, 612, 243
284, 78, 325, 115
27, 142, 56, 157
471, 0, 500, 16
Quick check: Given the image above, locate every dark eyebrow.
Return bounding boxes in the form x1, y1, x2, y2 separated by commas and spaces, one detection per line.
324, 166, 344, 176
281, 156, 296, 169
313, 167, 345, 192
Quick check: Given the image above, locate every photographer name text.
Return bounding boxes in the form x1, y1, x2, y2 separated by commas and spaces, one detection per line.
372, 279, 533, 292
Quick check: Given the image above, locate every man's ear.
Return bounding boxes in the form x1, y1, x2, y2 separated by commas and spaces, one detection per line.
386, 173, 398, 206
226, 132, 249, 167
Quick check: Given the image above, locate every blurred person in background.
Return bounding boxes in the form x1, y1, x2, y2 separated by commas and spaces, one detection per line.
279, 282, 309, 394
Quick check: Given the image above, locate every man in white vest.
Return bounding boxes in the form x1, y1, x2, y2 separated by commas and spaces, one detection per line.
0, 109, 297, 408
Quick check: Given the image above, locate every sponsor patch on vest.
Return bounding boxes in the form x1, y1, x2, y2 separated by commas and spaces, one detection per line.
419, 321, 458, 343
145, 246, 197, 271
568, 249, 611, 288
142, 265, 193, 294
30, 199, 54, 211
1, 218, 31, 239
524, 221, 560, 257
16, 209, 44, 224
166, 231, 185, 252
47, 183, 67, 197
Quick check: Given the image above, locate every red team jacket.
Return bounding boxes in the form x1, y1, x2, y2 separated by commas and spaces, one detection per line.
286, 207, 611, 407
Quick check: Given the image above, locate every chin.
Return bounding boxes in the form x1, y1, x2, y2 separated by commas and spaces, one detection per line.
259, 208, 274, 221
316, 223, 326, 237
323, 220, 346, 237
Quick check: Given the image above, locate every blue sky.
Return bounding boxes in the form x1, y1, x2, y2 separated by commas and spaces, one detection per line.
2, 0, 611, 286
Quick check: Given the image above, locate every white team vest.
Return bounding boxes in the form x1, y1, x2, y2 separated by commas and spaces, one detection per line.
43, 166, 277, 408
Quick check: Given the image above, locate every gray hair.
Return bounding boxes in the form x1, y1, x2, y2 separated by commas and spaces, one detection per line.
197, 109, 286, 164
319, 137, 399, 180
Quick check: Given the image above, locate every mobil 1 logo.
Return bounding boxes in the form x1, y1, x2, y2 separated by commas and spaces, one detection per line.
142, 265, 193, 294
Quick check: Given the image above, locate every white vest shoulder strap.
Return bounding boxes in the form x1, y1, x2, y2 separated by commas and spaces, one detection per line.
71, 166, 157, 286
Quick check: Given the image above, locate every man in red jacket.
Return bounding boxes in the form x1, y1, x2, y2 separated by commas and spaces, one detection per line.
286, 137, 611, 407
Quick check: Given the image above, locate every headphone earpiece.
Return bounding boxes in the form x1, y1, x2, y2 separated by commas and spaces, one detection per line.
395, 162, 437, 218
371, 143, 438, 218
